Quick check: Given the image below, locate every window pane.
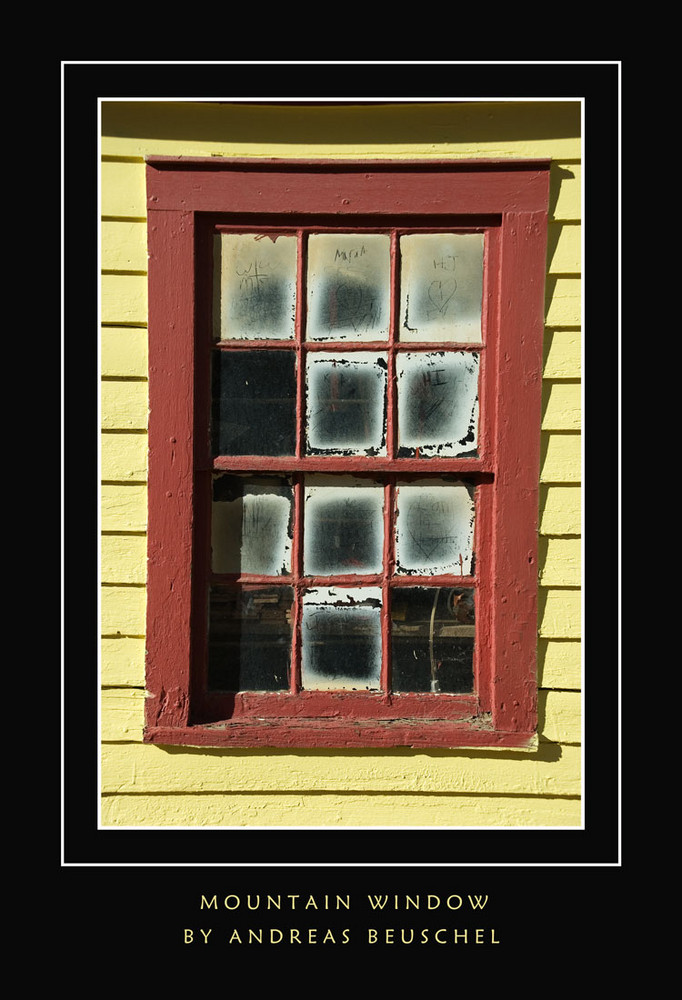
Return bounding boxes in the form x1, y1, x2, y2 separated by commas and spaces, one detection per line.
301, 587, 382, 690
212, 350, 297, 456
208, 585, 293, 691
306, 234, 390, 341
399, 233, 484, 343
306, 353, 387, 455
391, 587, 474, 693
213, 233, 297, 341
303, 475, 384, 575
396, 351, 479, 457
212, 475, 293, 575
395, 480, 474, 576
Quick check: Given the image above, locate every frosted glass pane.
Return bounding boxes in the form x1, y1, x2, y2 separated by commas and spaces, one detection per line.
399, 233, 484, 343
306, 234, 390, 341
303, 476, 384, 575
213, 233, 297, 340
395, 480, 474, 575
306, 353, 387, 455
396, 352, 479, 457
301, 587, 382, 690
212, 475, 293, 575
208, 585, 293, 691
391, 587, 474, 693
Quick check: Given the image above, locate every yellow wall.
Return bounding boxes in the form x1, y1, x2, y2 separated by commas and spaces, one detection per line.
100, 100, 581, 827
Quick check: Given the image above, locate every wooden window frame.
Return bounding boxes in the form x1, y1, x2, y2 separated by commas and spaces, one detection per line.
143, 157, 550, 749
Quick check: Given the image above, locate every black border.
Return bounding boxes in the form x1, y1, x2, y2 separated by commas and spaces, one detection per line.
63, 64, 620, 943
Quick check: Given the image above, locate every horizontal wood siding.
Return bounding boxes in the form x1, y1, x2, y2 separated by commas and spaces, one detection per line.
100, 101, 582, 827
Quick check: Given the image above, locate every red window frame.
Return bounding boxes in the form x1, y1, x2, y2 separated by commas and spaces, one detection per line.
143, 157, 550, 749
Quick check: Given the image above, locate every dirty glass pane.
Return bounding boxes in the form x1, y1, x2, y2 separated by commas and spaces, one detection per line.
399, 233, 484, 343
207, 585, 293, 691
306, 353, 387, 455
306, 234, 390, 341
213, 233, 297, 341
301, 587, 382, 690
303, 476, 384, 575
212, 475, 293, 575
396, 351, 479, 457
212, 349, 297, 456
395, 480, 474, 576
391, 587, 474, 693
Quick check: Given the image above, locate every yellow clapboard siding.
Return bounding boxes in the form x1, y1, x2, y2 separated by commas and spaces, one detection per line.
538, 537, 581, 587
538, 690, 581, 745
101, 585, 146, 636
547, 222, 580, 274
101, 100, 582, 162
101, 159, 147, 218
101, 637, 146, 687
101, 534, 146, 584
101, 273, 147, 325
101, 432, 147, 481
101, 687, 580, 746
101, 687, 145, 739
539, 485, 581, 536
550, 164, 581, 222
101, 484, 147, 532
101, 380, 148, 431
539, 588, 581, 639
101, 327, 148, 378
540, 433, 581, 483
538, 639, 581, 690
101, 220, 147, 270
101, 789, 580, 827
101, 739, 580, 797
542, 382, 581, 431
545, 276, 580, 327
543, 329, 581, 380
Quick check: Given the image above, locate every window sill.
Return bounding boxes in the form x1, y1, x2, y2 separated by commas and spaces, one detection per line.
143, 716, 538, 750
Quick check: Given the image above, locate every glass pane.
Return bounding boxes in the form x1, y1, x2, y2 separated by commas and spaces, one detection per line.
306, 234, 390, 341
396, 351, 479, 457
213, 233, 297, 340
301, 587, 382, 690
395, 480, 474, 576
212, 350, 297, 456
303, 475, 384, 575
391, 587, 474, 693
212, 475, 293, 575
306, 353, 387, 455
399, 233, 484, 343
208, 585, 293, 691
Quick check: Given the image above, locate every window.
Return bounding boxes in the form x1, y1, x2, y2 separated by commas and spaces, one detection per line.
144, 158, 550, 748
